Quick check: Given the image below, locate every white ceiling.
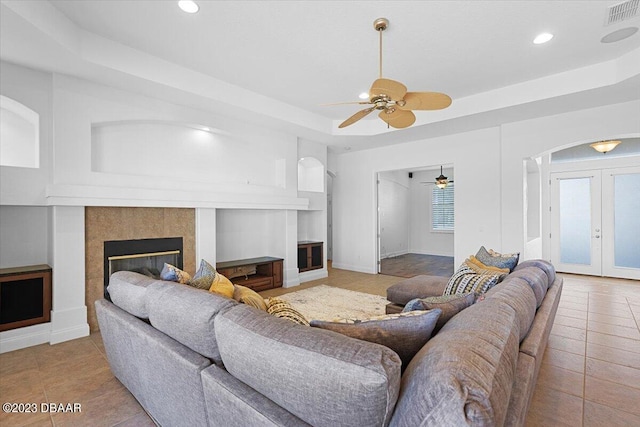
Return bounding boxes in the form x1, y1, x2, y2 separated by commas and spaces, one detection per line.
1, 0, 639, 150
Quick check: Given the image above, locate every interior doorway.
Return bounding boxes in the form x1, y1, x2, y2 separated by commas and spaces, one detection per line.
376, 166, 455, 278
550, 166, 640, 280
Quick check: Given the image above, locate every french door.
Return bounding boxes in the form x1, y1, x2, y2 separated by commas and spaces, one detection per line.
551, 167, 640, 280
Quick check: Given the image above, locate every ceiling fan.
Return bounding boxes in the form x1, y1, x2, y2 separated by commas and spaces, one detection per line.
420, 166, 454, 189
331, 18, 452, 129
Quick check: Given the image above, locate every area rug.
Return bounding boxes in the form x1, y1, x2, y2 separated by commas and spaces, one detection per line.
276, 285, 389, 322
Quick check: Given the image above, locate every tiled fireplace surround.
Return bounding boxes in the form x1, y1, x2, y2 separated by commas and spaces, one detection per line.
85, 207, 196, 331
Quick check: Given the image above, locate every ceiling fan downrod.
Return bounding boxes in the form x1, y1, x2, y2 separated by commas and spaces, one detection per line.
373, 18, 388, 79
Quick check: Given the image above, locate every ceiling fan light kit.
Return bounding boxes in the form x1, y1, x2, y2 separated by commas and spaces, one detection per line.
435, 165, 452, 189
333, 18, 452, 129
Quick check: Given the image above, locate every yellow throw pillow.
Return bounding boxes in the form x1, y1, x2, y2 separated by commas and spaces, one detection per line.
467, 256, 510, 274
208, 272, 235, 298
233, 285, 268, 311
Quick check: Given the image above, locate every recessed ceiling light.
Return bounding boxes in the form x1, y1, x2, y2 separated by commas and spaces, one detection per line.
358, 92, 369, 100
178, 0, 199, 14
601, 27, 638, 43
533, 33, 554, 44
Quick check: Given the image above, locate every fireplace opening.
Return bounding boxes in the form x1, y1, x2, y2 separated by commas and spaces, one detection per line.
104, 237, 183, 299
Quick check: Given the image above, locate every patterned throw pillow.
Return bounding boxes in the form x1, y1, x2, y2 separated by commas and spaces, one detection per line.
443, 264, 501, 295
403, 292, 476, 332
475, 246, 519, 272
266, 298, 309, 325
310, 309, 442, 369
232, 285, 267, 311
189, 259, 218, 290
466, 256, 510, 275
160, 263, 191, 284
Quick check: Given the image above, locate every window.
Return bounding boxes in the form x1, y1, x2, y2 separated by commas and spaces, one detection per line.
432, 184, 454, 231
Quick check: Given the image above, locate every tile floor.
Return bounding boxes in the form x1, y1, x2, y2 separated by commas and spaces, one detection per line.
0, 269, 638, 426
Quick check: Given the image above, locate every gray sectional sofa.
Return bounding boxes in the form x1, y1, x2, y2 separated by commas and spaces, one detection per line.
96, 259, 561, 426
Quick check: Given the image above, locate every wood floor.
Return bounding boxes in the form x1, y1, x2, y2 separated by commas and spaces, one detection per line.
379, 253, 454, 278
1, 267, 638, 426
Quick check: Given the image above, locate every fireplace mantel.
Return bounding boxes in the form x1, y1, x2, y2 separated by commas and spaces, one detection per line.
46, 184, 310, 210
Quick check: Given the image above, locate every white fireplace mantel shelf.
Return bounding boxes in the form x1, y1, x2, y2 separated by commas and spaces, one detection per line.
46, 184, 310, 210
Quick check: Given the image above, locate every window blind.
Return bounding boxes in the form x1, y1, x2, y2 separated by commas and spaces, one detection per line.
432, 184, 454, 231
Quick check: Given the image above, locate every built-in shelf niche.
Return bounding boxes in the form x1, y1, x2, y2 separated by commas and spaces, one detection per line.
0, 95, 39, 169
298, 157, 324, 192
216, 209, 287, 262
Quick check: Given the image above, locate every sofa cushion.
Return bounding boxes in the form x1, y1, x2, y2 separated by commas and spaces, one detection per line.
216, 304, 401, 427
484, 278, 537, 341
390, 298, 520, 427
107, 271, 158, 318
386, 275, 449, 305
506, 267, 549, 308
310, 309, 441, 368
443, 264, 501, 295
146, 281, 237, 364
514, 259, 556, 286
476, 246, 520, 272
403, 292, 476, 333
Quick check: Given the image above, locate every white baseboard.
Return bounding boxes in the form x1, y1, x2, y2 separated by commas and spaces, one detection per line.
0, 323, 51, 354
49, 324, 90, 345
298, 269, 328, 283
331, 262, 377, 274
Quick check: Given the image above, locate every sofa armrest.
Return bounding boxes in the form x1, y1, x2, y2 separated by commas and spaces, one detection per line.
386, 275, 449, 305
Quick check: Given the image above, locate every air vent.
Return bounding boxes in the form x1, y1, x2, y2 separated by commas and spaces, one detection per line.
606, 0, 639, 26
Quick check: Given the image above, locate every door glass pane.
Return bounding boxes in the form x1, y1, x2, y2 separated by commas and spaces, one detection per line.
559, 178, 591, 265
614, 173, 640, 268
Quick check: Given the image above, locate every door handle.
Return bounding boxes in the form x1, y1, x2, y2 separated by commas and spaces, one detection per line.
593, 235, 600, 238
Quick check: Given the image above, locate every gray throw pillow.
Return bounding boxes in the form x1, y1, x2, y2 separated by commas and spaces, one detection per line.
476, 246, 519, 272
310, 309, 442, 368
403, 292, 476, 333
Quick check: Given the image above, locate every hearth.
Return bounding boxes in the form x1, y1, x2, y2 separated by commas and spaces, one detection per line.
104, 237, 183, 299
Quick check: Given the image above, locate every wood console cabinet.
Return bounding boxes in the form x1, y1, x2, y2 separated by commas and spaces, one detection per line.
0, 264, 52, 332
216, 257, 283, 292
298, 241, 323, 272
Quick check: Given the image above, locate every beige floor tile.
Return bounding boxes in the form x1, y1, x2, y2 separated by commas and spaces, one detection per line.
556, 307, 588, 320
526, 385, 583, 427
548, 334, 586, 356
587, 331, 640, 354
587, 320, 640, 340
586, 342, 640, 370
584, 376, 640, 416
50, 385, 144, 427
587, 303, 634, 318
542, 347, 585, 374
585, 357, 640, 390
587, 312, 638, 328
0, 391, 51, 427
553, 314, 587, 329
112, 411, 156, 427
0, 368, 44, 402
583, 400, 640, 427
558, 301, 588, 312
0, 347, 39, 377
551, 323, 586, 341
536, 364, 584, 397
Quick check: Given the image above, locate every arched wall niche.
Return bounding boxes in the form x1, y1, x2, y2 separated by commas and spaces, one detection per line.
0, 95, 40, 168
298, 156, 324, 192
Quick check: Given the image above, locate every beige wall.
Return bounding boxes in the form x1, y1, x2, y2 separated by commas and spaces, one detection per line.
85, 207, 195, 331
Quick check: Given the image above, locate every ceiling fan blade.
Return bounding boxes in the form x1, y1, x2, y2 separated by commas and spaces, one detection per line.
370, 78, 407, 101
378, 108, 416, 128
398, 92, 452, 110
338, 107, 376, 128
321, 101, 371, 106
